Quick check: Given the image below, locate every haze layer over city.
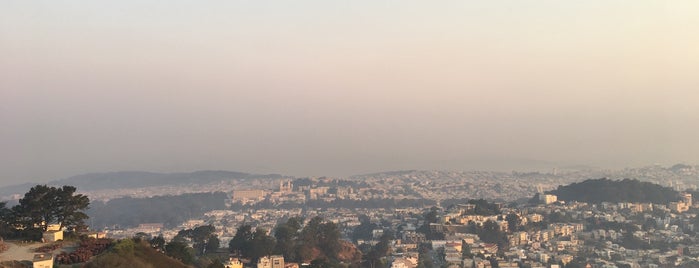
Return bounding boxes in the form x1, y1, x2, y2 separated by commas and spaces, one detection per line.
2, 1, 699, 187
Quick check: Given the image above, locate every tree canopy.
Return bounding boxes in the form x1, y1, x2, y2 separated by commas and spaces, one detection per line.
549, 178, 679, 204
230, 216, 344, 264
9, 185, 90, 234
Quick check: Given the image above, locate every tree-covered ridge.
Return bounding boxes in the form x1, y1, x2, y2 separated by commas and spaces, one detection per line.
88, 192, 227, 228
548, 178, 679, 204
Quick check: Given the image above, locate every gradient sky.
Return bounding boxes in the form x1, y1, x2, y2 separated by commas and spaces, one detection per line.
1, 1, 699, 186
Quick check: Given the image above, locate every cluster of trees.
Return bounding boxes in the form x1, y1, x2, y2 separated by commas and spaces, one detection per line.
0, 185, 90, 240
229, 216, 346, 265
351, 214, 379, 242
143, 225, 222, 267
549, 178, 679, 204
362, 232, 393, 268
174, 225, 220, 256
88, 192, 227, 228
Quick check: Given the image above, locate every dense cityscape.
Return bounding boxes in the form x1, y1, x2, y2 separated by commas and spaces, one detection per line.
2, 165, 699, 268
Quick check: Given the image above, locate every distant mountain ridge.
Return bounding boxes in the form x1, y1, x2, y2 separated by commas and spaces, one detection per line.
0, 170, 283, 198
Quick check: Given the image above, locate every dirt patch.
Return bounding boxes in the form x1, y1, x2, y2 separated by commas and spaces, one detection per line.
0, 241, 78, 263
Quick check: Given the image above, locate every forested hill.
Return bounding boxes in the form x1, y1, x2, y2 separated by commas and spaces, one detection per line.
548, 178, 679, 204
88, 192, 228, 228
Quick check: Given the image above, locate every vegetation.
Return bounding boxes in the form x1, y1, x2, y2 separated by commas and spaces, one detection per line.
0, 185, 90, 240
173, 225, 220, 256
416, 207, 445, 240
153, 225, 224, 265
351, 214, 379, 242
466, 220, 509, 249
88, 192, 227, 228
364, 232, 393, 268
56, 238, 111, 265
15, 185, 89, 231
229, 224, 275, 262
85, 238, 189, 268
230, 216, 350, 265
548, 178, 679, 204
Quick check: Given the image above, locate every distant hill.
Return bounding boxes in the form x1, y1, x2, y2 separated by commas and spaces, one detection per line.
0, 170, 282, 198
547, 178, 679, 204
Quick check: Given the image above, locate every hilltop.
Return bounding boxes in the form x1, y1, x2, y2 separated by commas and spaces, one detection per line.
547, 178, 680, 204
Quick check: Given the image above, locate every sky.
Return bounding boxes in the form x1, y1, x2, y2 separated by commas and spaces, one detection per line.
1, 1, 699, 186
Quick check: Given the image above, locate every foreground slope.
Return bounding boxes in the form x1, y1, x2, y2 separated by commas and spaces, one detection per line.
85, 240, 190, 268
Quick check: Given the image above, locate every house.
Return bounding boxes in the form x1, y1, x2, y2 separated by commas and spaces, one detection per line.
257, 255, 284, 268
390, 256, 418, 268
225, 258, 243, 268
42, 230, 63, 242
33, 253, 54, 268
86, 231, 107, 239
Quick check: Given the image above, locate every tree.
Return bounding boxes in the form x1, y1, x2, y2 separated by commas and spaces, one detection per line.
462, 243, 473, 259
13, 185, 90, 232
250, 228, 276, 261
206, 236, 220, 254
172, 225, 219, 256
417, 207, 445, 240
14, 185, 55, 231
230, 224, 253, 257
351, 215, 378, 242
0, 202, 13, 237
165, 240, 195, 264
113, 239, 136, 256
505, 213, 521, 233
300, 216, 323, 246
150, 234, 166, 251
364, 232, 394, 268
54, 186, 90, 231
208, 259, 225, 268
274, 217, 303, 261
133, 232, 151, 242
191, 225, 217, 256
318, 221, 341, 258
229, 224, 276, 262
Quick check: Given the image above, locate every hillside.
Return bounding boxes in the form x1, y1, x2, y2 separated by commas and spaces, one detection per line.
85, 240, 189, 268
548, 178, 679, 204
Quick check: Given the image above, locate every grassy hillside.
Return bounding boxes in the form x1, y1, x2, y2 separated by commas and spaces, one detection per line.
84, 239, 190, 268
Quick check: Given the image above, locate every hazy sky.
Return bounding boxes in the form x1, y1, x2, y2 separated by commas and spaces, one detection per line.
2, 1, 699, 186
